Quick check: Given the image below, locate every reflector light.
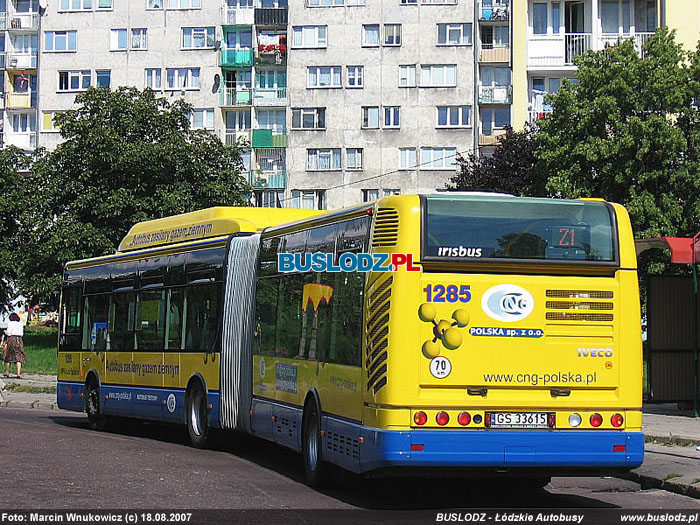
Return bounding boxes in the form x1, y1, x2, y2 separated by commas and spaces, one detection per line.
613, 445, 626, 452
436, 411, 450, 426
590, 413, 603, 427
458, 412, 471, 426
485, 412, 492, 427
611, 413, 624, 427
473, 414, 483, 424
569, 413, 582, 427
410, 444, 424, 452
547, 413, 556, 428
413, 411, 427, 426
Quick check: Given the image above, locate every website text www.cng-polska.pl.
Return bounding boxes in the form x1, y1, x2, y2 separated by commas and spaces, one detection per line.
483, 372, 597, 386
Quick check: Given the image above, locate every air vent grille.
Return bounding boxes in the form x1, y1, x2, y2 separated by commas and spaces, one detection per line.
546, 301, 614, 311
546, 312, 614, 322
546, 290, 614, 299
371, 208, 399, 247
366, 276, 392, 394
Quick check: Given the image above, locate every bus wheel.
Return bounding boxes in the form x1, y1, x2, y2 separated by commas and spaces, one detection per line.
85, 379, 106, 431
302, 401, 327, 488
186, 383, 210, 449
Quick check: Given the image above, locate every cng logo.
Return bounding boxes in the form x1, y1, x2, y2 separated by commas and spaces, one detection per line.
481, 284, 534, 322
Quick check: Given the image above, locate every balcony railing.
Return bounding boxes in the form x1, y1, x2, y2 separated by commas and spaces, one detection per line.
254, 7, 287, 26
251, 129, 287, 148
220, 86, 253, 107
480, 4, 509, 21
219, 48, 254, 68
0, 13, 6, 30
223, 129, 251, 147
221, 6, 254, 26
8, 13, 39, 30
249, 169, 286, 189
528, 109, 552, 123
4, 131, 36, 150
5, 92, 32, 109
6, 53, 37, 69
527, 33, 591, 67
253, 87, 287, 106
600, 32, 655, 58
480, 46, 510, 62
478, 85, 513, 104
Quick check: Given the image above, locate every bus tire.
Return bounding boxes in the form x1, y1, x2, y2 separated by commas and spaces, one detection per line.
302, 400, 327, 488
186, 383, 210, 449
85, 378, 107, 431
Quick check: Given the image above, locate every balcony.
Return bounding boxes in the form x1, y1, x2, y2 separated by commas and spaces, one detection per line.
256, 33, 287, 65
527, 33, 591, 68
480, 46, 510, 63
253, 87, 286, 106
254, 7, 287, 26
251, 129, 287, 148
221, 6, 254, 26
5, 92, 33, 109
219, 48, 254, 68
249, 169, 286, 189
0, 54, 6, 69
8, 12, 39, 30
478, 85, 513, 104
479, 130, 507, 146
0, 13, 6, 30
599, 32, 654, 58
528, 109, 552, 123
223, 129, 251, 147
480, 2, 508, 21
6, 53, 37, 70
4, 132, 36, 150
220, 86, 253, 107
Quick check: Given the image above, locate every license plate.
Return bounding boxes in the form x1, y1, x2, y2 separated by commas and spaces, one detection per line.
488, 412, 550, 428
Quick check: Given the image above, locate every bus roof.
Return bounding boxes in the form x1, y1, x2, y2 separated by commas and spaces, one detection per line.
118, 207, 320, 252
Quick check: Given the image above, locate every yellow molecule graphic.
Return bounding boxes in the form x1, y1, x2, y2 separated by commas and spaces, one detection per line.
418, 303, 470, 358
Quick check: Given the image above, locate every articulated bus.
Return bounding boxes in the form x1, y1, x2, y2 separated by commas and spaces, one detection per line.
57, 194, 643, 486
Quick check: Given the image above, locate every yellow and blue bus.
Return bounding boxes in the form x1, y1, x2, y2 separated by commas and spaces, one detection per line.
58, 194, 643, 486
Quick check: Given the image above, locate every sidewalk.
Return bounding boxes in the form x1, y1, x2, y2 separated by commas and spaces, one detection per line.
0, 373, 58, 410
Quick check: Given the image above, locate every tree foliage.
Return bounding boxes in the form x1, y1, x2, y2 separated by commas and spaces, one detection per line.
15, 87, 250, 304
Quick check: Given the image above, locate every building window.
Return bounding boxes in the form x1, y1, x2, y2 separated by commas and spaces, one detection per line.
347, 66, 363, 88
98, 0, 113, 7
182, 27, 215, 49
551, 2, 561, 34
362, 189, 379, 202
45, 31, 77, 52
384, 24, 401, 46
145, 68, 162, 89
482, 25, 509, 48
190, 109, 214, 129
437, 106, 471, 128
399, 65, 416, 87
165, 68, 200, 90
532, 2, 547, 34
363, 24, 380, 46
481, 66, 511, 86
42, 111, 64, 132
362, 106, 379, 129
481, 107, 511, 135
347, 148, 363, 170
257, 109, 286, 133
307, 66, 342, 88
10, 113, 36, 133
96, 70, 111, 88
420, 147, 457, 169
384, 106, 400, 128
148, 0, 201, 8
132, 28, 147, 50
400, 147, 417, 169
307, 149, 342, 170
59, 0, 92, 10
291, 190, 326, 211
384, 189, 401, 196
307, 0, 365, 6
400, 0, 417, 4
58, 70, 91, 91
437, 23, 472, 45
110, 29, 127, 50
292, 26, 327, 48
420, 64, 457, 87
291, 108, 325, 130
421, 0, 457, 3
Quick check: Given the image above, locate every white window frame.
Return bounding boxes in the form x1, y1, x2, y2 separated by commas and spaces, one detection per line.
291, 108, 326, 130
58, 0, 92, 11
57, 70, 91, 92
182, 27, 216, 49
145, 68, 162, 89
362, 106, 379, 129
362, 24, 380, 47
420, 147, 458, 169
436, 106, 471, 128
420, 64, 457, 87
421, 0, 457, 4
347, 66, 363, 88
307, 0, 366, 6
131, 28, 148, 50
437, 23, 472, 45
399, 147, 417, 169
165, 68, 200, 90
307, 66, 342, 88
190, 108, 215, 130
41, 111, 64, 132
384, 106, 400, 128
148, 0, 201, 8
383, 24, 402, 46
346, 148, 363, 170
110, 29, 127, 51
95, 70, 111, 88
306, 149, 342, 171
45, 30, 77, 52
292, 26, 327, 48
291, 189, 327, 211
399, 65, 416, 87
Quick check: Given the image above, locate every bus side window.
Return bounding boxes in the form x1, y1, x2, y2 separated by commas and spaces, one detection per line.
327, 272, 363, 367
84, 294, 110, 351
185, 283, 220, 352
59, 286, 82, 350
166, 288, 185, 350
109, 292, 135, 351
255, 276, 279, 356
276, 273, 304, 359
136, 290, 166, 351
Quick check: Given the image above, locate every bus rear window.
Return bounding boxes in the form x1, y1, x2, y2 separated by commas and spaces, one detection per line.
423, 196, 617, 263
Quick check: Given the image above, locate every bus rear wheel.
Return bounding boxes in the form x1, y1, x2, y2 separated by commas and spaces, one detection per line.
186, 383, 210, 449
85, 380, 106, 431
302, 401, 327, 488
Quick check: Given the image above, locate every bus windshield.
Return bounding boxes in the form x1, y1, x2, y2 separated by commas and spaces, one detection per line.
423, 195, 617, 263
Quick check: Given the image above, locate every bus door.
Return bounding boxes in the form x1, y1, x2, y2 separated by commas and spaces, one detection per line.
81, 294, 108, 403
132, 289, 166, 420
103, 292, 135, 416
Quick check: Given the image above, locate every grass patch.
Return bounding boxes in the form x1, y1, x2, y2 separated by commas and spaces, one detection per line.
663, 473, 683, 481
5, 327, 57, 375
692, 478, 700, 485
645, 435, 697, 447
4, 384, 56, 394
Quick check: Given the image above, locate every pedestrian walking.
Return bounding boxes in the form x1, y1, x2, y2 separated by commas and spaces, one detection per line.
3, 312, 26, 379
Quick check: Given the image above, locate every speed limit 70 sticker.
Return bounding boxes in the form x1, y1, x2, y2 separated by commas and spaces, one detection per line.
430, 356, 452, 379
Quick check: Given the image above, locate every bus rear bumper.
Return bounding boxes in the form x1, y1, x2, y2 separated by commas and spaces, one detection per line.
358, 428, 644, 473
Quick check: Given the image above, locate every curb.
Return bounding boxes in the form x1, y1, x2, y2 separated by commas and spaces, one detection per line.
0, 400, 59, 410
622, 471, 700, 500
645, 434, 699, 447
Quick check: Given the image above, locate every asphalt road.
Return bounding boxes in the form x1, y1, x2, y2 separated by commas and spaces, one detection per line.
1, 408, 699, 511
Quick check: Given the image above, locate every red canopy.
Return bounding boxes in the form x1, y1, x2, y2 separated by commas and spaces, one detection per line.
635, 236, 700, 264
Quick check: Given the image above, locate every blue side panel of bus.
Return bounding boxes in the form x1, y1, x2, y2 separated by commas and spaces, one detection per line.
250, 397, 274, 441
57, 381, 85, 412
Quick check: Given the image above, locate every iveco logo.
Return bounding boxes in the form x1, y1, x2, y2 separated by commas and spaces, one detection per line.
482, 284, 535, 322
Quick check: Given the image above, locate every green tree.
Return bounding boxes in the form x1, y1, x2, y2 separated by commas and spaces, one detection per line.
18, 87, 250, 302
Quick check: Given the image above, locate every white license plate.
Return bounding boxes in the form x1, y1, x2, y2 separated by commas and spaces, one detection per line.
489, 412, 550, 428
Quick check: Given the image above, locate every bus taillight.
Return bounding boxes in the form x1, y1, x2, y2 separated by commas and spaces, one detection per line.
414, 411, 427, 426
436, 411, 449, 426
590, 413, 603, 427
611, 413, 624, 427
457, 412, 471, 426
